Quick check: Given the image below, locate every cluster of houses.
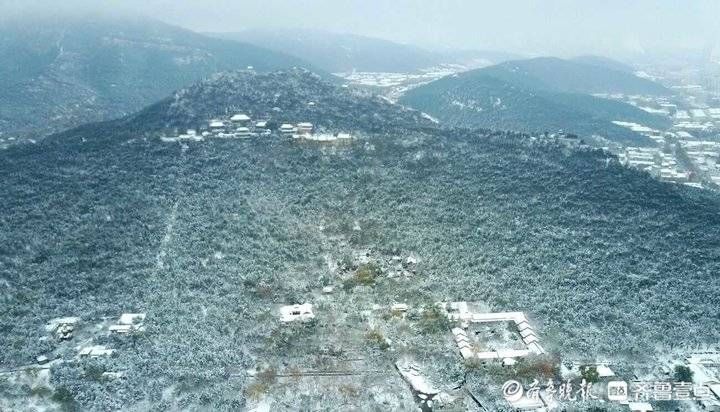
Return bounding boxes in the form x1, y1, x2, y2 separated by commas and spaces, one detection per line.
160, 112, 353, 143
678, 140, 720, 186
45, 317, 80, 341
685, 352, 720, 411
78, 345, 114, 358
618, 147, 696, 185
612, 121, 666, 145
109, 313, 146, 334
673, 108, 720, 133
651, 352, 720, 411
612, 119, 720, 189
41, 313, 147, 363
438, 302, 545, 365
603, 91, 720, 132
161, 113, 269, 142
605, 87, 720, 188
337, 65, 463, 101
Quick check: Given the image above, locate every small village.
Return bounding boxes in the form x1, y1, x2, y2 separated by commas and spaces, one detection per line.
239, 249, 720, 412
255, 290, 720, 411
159, 112, 352, 144
602, 86, 720, 190
5, 242, 718, 412
336, 64, 475, 101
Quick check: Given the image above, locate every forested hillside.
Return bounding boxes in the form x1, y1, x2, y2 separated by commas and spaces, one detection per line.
483, 57, 669, 95
400, 57, 673, 144
1, 70, 718, 410
571, 55, 636, 73
0, 14, 320, 140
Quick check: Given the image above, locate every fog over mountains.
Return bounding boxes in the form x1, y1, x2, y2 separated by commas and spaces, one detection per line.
211, 29, 518, 73
8, 0, 718, 58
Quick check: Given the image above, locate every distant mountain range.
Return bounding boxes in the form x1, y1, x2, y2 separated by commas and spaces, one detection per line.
480, 57, 669, 95
210, 29, 520, 73
0, 14, 321, 140
400, 57, 672, 144
571, 55, 636, 73
2, 68, 719, 411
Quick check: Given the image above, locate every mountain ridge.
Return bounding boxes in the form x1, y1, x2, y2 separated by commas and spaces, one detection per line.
0, 14, 326, 140
399, 57, 673, 144
210, 28, 520, 73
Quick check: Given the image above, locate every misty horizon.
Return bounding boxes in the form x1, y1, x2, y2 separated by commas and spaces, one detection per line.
3, 0, 720, 62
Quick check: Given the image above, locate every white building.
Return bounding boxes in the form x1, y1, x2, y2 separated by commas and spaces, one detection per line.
110, 313, 146, 334
230, 114, 251, 124
297, 122, 314, 135
46, 317, 80, 340
119, 313, 145, 325
235, 127, 252, 138
79, 345, 114, 358
280, 124, 295, 135
280, 304, 315, 322
209, 120, 225, 131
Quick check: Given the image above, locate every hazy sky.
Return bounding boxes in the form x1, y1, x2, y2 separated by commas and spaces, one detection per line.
4, 0, 720, 59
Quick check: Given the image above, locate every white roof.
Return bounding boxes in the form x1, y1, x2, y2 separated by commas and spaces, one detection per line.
280, 124, 295, 129
209, 120, 225, 128
119, 313, 146, 325
527, 342, 545, 354
459, 347, 474, 359
519, 328, 535, 338
231, 114, 251, 122
297, 122, 313, 128
496, 349, 531, 358
45, 317, 80, 331
469, 311, 526, 323
79, 345, 114, 357
476, 351, 500, 360
255, 121, 268, 128
596, 364, 615, 377
708, 383, 720, 399
523, 335, 539, 344
280, 304, 315, 322
51, 316, 79, 325
109, 324, 133, 333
